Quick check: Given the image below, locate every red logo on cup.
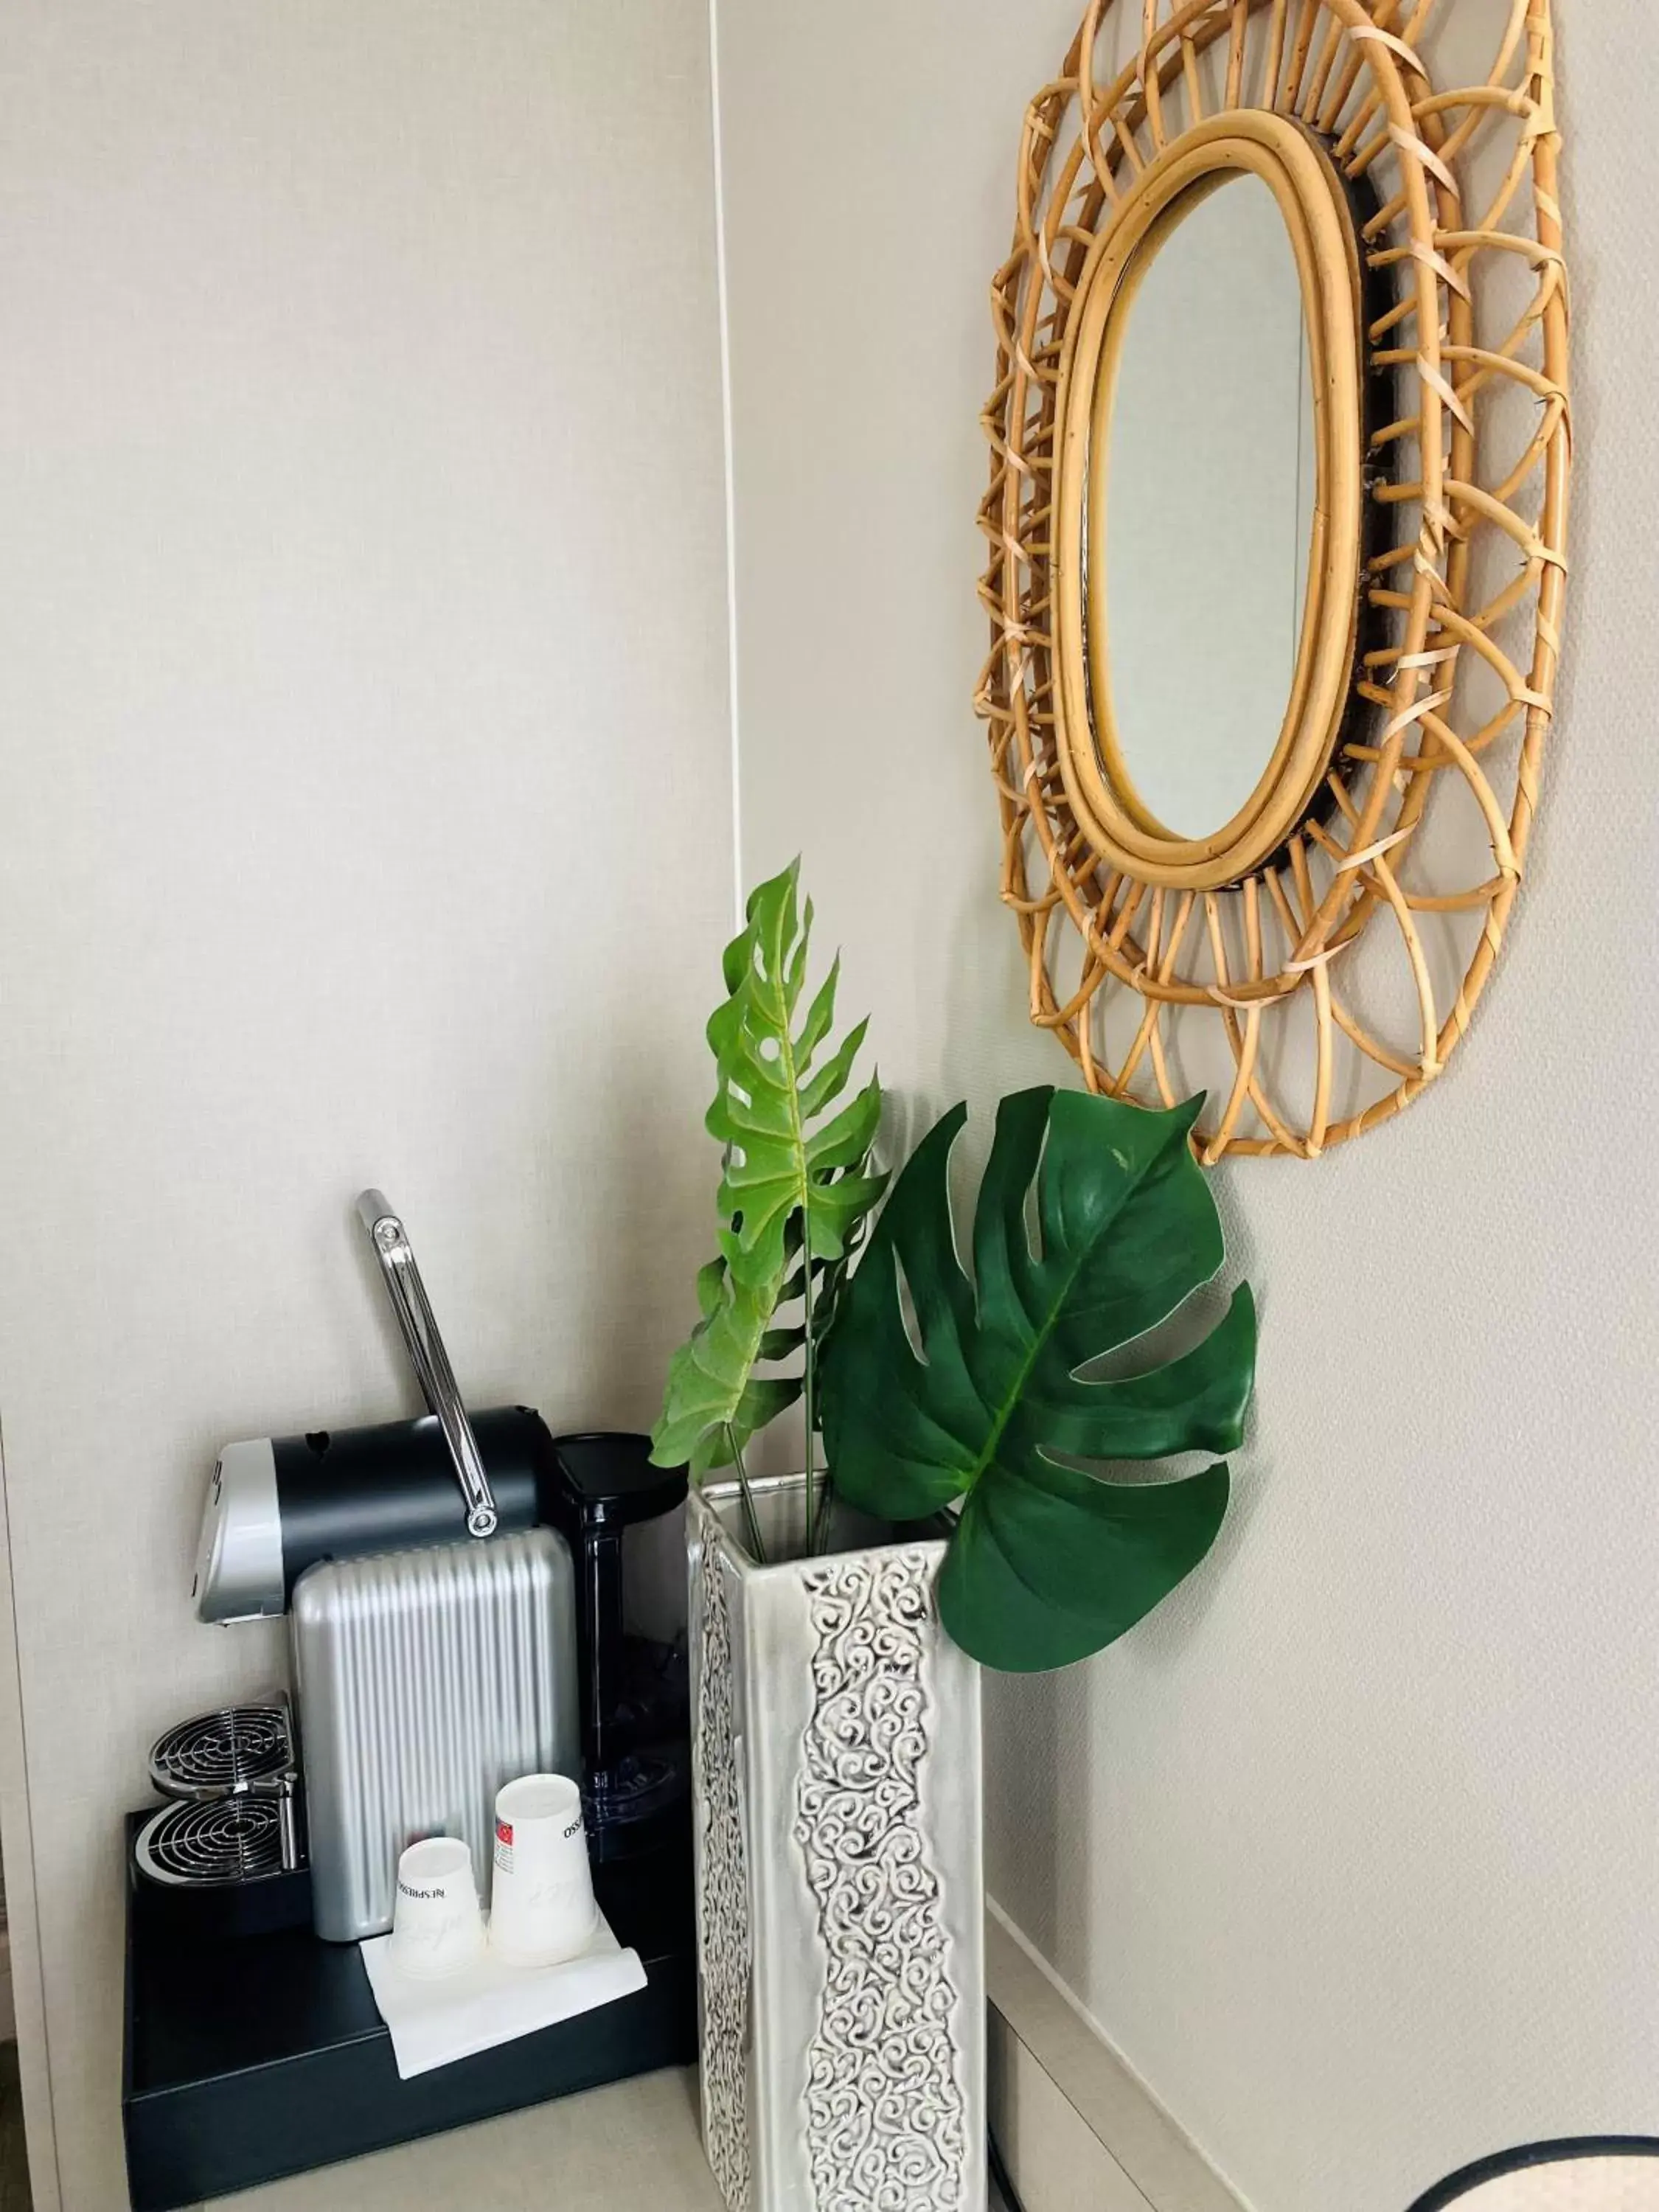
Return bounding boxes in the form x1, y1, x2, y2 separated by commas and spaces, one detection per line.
496, 1820, 513, 1846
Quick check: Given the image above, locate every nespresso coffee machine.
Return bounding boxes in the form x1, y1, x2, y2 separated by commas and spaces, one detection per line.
192, 1192, 568, 1627
122, 1195, 697, 2211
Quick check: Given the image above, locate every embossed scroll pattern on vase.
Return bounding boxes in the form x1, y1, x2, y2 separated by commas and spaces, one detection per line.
977, 0, 1570, 1159
693, 1542, 752, 2212
794, 1552, 967, 2212
692, 1533, 970, 2212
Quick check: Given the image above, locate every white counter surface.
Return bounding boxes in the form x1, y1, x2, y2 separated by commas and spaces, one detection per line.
198, 2060, 1016, 2211
197, 2066, 725, 2212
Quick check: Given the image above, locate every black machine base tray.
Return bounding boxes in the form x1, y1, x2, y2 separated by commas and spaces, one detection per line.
121, 1812, 698, 2211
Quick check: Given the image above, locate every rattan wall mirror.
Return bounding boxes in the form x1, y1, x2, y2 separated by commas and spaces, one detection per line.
978, 0, 1569, 1160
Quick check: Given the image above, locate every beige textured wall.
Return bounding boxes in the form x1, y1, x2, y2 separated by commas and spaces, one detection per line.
0, 7, 729, 2205
716, 4, 1659, 2210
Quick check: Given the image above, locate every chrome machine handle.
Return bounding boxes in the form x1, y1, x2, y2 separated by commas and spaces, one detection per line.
355, 1190, 499, 1540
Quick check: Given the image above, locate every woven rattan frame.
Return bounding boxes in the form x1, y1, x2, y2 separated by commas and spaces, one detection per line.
976, 0, 1570, 1161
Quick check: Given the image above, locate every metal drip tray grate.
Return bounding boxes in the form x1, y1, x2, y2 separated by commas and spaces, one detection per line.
136, 1795, 290, 1888
136, 1698, 305, 1889
148, 1702, 294, 1801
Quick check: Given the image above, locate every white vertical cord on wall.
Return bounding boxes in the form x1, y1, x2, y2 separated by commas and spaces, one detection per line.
708, 0, 744, 930
0, 1416, 63, 2212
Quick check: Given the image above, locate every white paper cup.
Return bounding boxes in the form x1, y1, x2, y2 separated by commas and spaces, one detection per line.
488, 1773, 597, 1967
386, 1836, 485, 1981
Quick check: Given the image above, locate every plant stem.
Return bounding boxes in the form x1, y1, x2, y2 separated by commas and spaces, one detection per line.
805, 1253, 838, 1558
726, 1422, 766, 1566
800, 1245, 816, 1559
810, 1423, 838, 1556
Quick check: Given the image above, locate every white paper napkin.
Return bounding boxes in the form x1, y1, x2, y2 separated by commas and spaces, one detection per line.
359, 1910, 647, 2080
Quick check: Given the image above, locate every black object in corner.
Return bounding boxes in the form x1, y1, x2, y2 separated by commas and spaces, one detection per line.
1407, 2138, 1659, 2211
547, 1430, 691, 1863
989, 2126, 1026, 2212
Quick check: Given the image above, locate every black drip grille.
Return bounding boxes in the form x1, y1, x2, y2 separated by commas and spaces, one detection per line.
137, 1700, 303, 1888
135, 1796, 288, 1888
148, 1703, 293, 1801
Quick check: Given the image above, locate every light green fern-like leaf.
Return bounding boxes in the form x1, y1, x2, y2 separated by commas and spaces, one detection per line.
706, 863, 886, 1293
650, 1259, 801, 1478
650, 860, 886, 1479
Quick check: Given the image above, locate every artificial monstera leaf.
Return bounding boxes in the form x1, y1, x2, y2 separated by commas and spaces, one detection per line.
650, 860, 887, 1480
650, 1217, 871, 1478
706, 860, 887, 1293
821, 1086, 1256, 1673
650, 1256, 801, 1478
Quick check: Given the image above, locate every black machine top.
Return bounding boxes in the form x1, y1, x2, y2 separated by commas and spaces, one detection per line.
549, 1431, 686, 1530
272, 1406, 553, 1604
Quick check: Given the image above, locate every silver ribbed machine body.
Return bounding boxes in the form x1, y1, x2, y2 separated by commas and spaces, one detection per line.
274, 1192, 577, 1941
293, 1526, 577, 1941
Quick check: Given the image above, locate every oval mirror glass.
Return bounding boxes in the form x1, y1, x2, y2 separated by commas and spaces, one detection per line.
1094, 172, 1315, 843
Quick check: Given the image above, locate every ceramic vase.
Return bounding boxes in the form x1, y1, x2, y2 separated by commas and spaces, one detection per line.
686, 1471, 984, 2212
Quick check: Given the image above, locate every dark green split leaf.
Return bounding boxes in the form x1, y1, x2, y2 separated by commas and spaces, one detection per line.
821, 1085, 1256, 1672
